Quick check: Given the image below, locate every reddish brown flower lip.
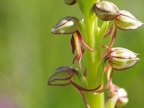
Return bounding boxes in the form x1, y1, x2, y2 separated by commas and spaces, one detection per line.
71, 31, 95, 69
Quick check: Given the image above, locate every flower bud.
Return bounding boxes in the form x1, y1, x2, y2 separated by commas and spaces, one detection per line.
107, 84, 128, 108
93, 1, 119, 21
116, 88, 129, 107
48, 66, 78, 86
108, 47, 140, 70
114, 10, 143, 30
51, 16, 79, 34
64, 0, 76, 5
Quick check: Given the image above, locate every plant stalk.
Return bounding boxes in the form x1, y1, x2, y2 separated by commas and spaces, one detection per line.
77, 0, 105, 108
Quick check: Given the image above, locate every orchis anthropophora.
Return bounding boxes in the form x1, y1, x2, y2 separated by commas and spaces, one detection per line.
48, 0, 143, 108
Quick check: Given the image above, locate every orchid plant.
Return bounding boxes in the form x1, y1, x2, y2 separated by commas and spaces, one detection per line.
48, 0, 143, 108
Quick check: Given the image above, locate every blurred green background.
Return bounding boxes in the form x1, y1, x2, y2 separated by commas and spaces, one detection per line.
0, 0, 144, 108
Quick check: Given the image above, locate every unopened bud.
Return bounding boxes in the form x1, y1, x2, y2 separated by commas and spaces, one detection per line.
114, 10, 143, 30
108, 47, 140, 70
64, 0, 76, 5
108, 84, 128, 108
93, 1, 119, 21
116, 88, 129, 107
51, 16, 79, 34
48, 66, 78, 86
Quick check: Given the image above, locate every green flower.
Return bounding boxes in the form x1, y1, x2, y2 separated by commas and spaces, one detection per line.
114, 10, 143, 30
48, 66, 77, 86
108, 47, 140, 70
51, 16, 79, 34
93, 1, 119, 21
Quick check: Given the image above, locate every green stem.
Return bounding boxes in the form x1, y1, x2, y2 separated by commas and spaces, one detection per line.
78, 0, 107, 108
84, 21, 104, 108
105, 95, 119, 108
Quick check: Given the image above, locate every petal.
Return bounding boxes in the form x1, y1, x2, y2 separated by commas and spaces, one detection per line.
48, 66, 77, 85
51, 16, 79, 34
114, 10, 143, 30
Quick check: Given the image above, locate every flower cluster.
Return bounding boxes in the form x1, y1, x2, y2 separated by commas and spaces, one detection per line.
93, 1, 143, 30
48, 0, 143, 108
